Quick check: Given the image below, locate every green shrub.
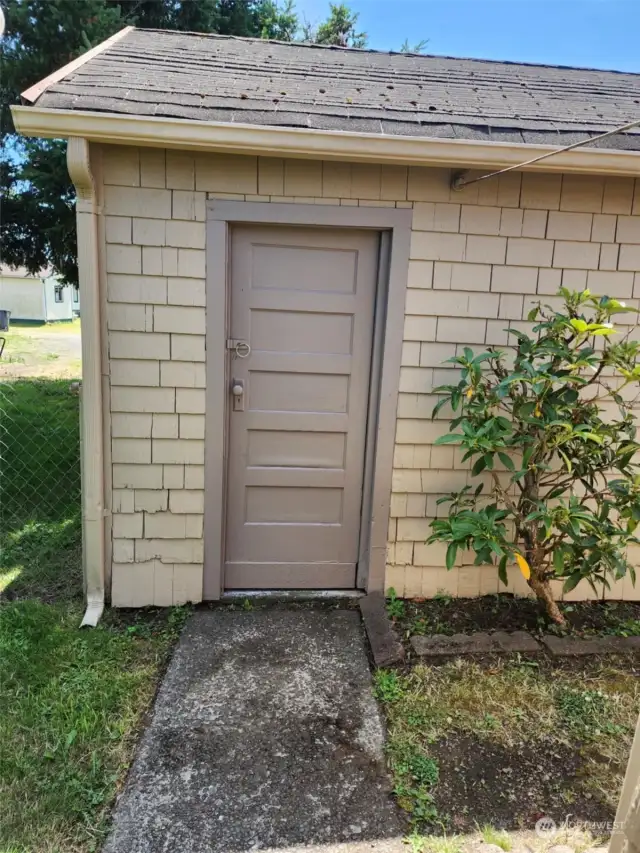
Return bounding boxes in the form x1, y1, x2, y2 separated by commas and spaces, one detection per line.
428, 289, 640, 623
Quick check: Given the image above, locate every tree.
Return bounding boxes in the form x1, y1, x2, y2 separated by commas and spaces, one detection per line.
427, 288, 640, 624
399, 38, 428, 53
1, 0, 126, 283
302, 3, 366, 48
1, 140, 77, 283
255, 0, 298, 40
0, 0, 323, 284
104, 0, 297, 39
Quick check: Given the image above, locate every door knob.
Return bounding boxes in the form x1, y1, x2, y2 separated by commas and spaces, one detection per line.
231, 379, 245, 411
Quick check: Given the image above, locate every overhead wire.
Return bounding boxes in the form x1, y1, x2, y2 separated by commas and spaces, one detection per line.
451, 117, 640, 190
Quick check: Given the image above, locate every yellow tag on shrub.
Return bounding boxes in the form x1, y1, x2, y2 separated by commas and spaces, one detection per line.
515, 553, 531, 580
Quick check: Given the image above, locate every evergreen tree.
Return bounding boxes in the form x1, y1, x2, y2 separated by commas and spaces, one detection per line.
0, 0, 315, 283
303, 3, 367, 48
400, 38, 428, 54
1, 0, 125, 281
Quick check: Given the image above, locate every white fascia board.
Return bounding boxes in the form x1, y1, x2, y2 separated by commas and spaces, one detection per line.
11, 105, 640, 176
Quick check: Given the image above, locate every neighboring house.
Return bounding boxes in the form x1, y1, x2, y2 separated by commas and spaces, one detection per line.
11, 27, 640, 621
0, 265, 79, 322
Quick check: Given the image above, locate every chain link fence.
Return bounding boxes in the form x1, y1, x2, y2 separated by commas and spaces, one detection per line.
0, 379, 81, 525
0, 336, 82, 598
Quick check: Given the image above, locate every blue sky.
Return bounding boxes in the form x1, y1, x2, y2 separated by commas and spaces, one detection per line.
297, 0, 640, 72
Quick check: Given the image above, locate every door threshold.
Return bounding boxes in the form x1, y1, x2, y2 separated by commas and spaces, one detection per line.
221, 589, 365, 602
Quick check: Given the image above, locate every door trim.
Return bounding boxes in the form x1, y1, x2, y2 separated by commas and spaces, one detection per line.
204, 201, 411, 600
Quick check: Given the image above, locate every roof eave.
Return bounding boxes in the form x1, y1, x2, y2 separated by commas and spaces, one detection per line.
11, 105, 640, 176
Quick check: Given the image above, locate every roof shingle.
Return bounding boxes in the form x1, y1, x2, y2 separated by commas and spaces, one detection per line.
29, 29, 640, 151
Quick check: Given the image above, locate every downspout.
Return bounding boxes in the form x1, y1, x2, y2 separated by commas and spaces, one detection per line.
67, 137, 105, 627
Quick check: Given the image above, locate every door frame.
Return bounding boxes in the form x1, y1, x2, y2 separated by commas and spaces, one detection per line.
203, 200, 412, 599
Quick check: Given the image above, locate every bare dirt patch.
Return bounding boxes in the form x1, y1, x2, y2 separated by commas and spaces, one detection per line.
0, 320, 81, 379
375, 656, 639, 836
429, 732, 611, 832
392, 594, 640, 641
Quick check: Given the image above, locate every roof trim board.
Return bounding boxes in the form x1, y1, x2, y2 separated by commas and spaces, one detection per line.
11, 104, 640, 176
21, 27, 134, 104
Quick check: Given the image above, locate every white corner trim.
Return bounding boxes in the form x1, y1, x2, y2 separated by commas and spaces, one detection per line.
11, 105, 640, 176
67, 137, 106, 628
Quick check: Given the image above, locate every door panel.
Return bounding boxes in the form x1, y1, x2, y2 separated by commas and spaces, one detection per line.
224, 225, 379, 589
247, 431, 346, 468
246, 487, 343, 524
250, 310, 353, 354
251, 244, 358, 293
250, 371, 350, 413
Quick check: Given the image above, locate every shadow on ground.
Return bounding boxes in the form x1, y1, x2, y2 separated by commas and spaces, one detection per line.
431, 731, 613, 832
0, 514, 82, 601
0, 379, 82, 602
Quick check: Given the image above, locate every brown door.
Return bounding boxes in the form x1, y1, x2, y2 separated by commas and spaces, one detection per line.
224, 224, 379, 589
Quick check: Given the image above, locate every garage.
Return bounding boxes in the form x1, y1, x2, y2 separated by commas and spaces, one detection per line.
12, 26, 640, 614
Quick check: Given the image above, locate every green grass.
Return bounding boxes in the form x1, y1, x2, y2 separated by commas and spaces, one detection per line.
480, 824, 512, 850
0, 602, 188, 853
374, 658, 640, 827
0, 380, 80, 523
1, 320, 81, 379
0, 516, 82, 601
0, 380, 81, 599
404, 833, 465, 853
0, 377, 187, 852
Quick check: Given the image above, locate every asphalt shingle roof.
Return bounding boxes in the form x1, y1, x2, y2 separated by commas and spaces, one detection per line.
29, 28, 640, 151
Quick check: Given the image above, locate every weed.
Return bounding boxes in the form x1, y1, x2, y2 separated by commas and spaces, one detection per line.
394, 781, 438, 825
556, 687, 627, 739
405, 831, 464, 853
480, 824, 512, 851
605, 617, 640, 637
126, 622, 153, 638
167, 604, 192, 638
479, 712, 499, 731
386, 587, 405, 620
395, 746, 439, 787
374, 669, 404, 702
406, 710, 430, 728
433, 590, 453, 605
242, 598, 254, 611
407, 616, 430, 636
388, 739, 440, 826
377, 658, 639, 819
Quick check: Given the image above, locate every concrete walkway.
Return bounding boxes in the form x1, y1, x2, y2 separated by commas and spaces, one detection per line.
104, 609, 405, 853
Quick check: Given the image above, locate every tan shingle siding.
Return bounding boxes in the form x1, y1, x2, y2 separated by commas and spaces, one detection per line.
102, 148, 640, 604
